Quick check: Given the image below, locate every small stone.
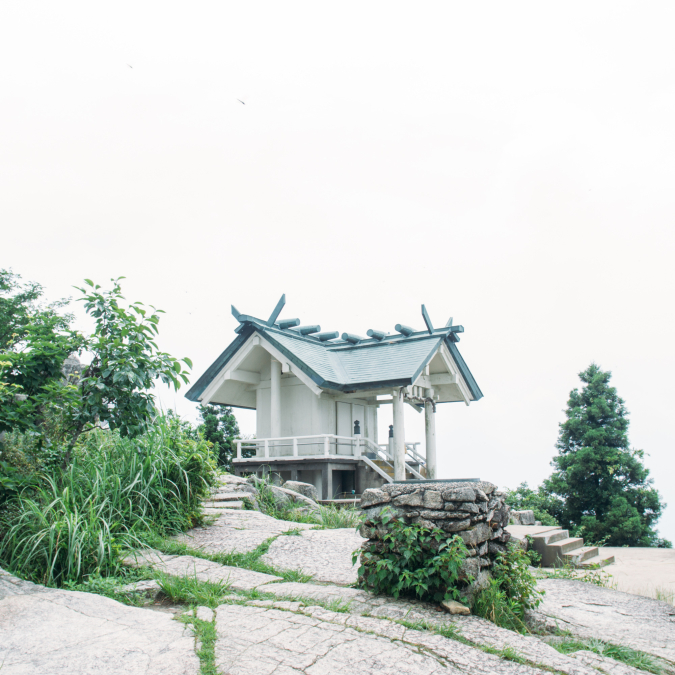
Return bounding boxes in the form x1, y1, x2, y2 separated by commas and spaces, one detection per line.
459, 522, 491, 547
443, 503, 458, 511
360, 488, 391, 508
490, 526, 503, 539
441, 518, 471, 532
411, 517, 436, 529
422, 490, 443, 509
440, 599, 470, 615
363, 504, 401, 523
457, 502, 480, 514
418, 509, 459, 520
442, 487, 476, 502
392, 491, 423, 507
474, 489, 488, 502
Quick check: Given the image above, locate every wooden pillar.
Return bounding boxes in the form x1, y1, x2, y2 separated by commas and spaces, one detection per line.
321, 464, 333, 500
392, 388, 406, 481
425, 389, 437, 480
270, 358, 281, 438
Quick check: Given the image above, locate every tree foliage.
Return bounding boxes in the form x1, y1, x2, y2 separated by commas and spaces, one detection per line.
544, 363, 669, 547
0, 272, 192, 466
197, 404, 241, 469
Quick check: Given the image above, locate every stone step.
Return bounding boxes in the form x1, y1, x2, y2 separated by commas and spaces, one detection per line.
203, 501, 244, 510
563, 545, 599, 564
548, 537, 585, 554
578, 552, 615, 569
530, 529, 569, 545
210, 492, 251, 502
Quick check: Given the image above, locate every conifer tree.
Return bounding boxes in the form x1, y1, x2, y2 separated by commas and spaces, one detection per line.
544, 364, 669, 547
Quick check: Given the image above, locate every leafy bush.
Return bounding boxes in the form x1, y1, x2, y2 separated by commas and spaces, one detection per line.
352, 508, 469, 603
472, 544, 543, 633
0, 414, 216, 586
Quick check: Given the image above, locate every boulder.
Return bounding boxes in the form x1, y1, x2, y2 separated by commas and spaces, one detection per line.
273, 485, 320, 511
283, 480, 319, 502
510, 510, 535, 526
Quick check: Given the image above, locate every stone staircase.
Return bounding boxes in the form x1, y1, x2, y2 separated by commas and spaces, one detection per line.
201, 476, 253, 514
370, 459, 426, 480
529, 528, 615, 568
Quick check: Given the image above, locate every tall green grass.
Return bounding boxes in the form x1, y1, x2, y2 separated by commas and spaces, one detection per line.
0, 415, 216, 586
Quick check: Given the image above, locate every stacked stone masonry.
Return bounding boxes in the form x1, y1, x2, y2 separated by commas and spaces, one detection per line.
358, 481, 511, 582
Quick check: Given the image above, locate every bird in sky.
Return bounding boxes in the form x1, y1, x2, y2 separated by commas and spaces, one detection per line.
237, 99, 245, 105
127, 64, 133, 69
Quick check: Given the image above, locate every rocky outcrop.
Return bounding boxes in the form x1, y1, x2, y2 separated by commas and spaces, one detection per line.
246, 475, 320, 512
283, 480, 319, 502
358, 481, 511, 591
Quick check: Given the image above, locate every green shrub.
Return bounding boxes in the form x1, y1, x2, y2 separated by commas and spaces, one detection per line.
472, 544, 543, 633
0, 414, 216, 586
352, 508, 469, 603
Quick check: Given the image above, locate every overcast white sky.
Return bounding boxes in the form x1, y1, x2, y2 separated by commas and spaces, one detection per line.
2, 1, 674, 541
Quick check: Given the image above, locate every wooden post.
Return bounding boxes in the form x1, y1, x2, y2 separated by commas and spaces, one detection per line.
392, 388, 406, 481
270, 358, 282, 439
425, 390, 437, 480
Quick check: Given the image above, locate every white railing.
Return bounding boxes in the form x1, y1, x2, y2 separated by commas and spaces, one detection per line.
235, 434, 381, 460
234, 434, 425, 480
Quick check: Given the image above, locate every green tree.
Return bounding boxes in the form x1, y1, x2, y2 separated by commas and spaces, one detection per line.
197, 404, 241, 469
544, 363, 669, 547
0, 269, 82, 437
1, 274, 192, 467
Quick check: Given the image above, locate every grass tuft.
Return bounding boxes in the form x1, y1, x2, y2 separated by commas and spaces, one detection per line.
156, 573, 231, 608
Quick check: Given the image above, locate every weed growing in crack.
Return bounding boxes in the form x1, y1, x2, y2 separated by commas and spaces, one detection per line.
64, 567, 155, 606
146, 534, 314, 583
498, 646, 527, 664
181, 614, 218, 675
551, 637, 663, 674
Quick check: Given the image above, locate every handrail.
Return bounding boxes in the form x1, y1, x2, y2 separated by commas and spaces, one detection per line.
361, 456, 393, 483
235, 434, 425, 480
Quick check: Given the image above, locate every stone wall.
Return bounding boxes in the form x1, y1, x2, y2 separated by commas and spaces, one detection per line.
358, 481, 512, 587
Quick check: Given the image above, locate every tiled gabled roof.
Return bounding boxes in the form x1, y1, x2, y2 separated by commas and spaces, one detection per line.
185, 307, 483, 403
